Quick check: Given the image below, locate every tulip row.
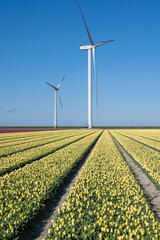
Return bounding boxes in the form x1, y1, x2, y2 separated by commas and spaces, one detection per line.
0, 130, 57, 142
0, 130, 101, 239
0, 129, 88, 146
113, 130, 160, 152
115, 129, 160, 141
111, 131, 160, 187
0, 131, 94, 176
120, 131, 160, 150
0, 132, 63, 148
46, 130, 160, 240
0, 130, 90, 158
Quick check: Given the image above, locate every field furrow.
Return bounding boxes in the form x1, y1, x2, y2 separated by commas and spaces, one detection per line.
111, 131, 160, 188
45, 130, 160, 240
0, 130, 101, 239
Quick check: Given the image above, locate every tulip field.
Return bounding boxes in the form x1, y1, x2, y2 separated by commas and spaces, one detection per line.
0, 129, 160, 239
110, 130, 160, 187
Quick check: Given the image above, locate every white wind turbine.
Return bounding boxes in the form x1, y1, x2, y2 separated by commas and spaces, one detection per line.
45, 76, 65, 128
75, 0, 114, 129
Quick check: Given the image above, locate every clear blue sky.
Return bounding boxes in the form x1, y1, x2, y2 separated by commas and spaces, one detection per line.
0, 0, 160, 126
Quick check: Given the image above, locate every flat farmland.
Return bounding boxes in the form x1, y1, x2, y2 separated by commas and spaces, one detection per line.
0, 129, 160, 239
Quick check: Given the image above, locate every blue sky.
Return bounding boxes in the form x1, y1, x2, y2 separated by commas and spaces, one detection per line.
0, 0, 160, 126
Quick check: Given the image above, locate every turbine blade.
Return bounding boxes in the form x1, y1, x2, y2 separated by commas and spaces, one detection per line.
75, 0, 94, 46
95, 40, 114, 47
92, 48, 98, 107
45, 82, 57, 90
58, 91, 63, 108
57, 76, 65, 89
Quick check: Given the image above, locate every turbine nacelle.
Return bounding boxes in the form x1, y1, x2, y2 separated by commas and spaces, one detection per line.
80, 45, 94, 50
80, 40, 114, 51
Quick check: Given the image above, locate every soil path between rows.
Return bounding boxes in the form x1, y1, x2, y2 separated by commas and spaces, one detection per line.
17, 132, 102, 240
109, 132, 160, 218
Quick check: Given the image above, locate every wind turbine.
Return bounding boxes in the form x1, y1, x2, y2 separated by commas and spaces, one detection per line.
45, 76, 65, 128
75, 0, 114, 129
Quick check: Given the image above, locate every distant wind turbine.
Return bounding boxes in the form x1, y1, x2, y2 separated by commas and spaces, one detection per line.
75, 0, 114, 129
45, 76, 65, 128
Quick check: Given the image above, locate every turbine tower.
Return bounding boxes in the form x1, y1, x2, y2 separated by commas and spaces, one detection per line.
45, 76, 65, 128
75, 0, 114, 129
